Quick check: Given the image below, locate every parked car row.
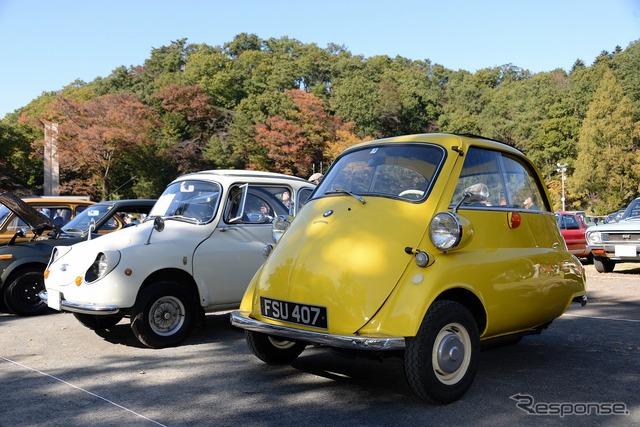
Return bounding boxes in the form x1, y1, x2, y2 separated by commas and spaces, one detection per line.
586, 197, 640, 273
0, 194, 155, 315
552, 200, 640, 272
555, 211, 591, 261
8, 134, 588, 405
0, 196, 93, 245
41, 170, 316, 348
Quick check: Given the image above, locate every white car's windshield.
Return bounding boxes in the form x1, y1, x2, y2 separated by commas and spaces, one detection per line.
149, 180, 221, 223
315, 144, 445, 202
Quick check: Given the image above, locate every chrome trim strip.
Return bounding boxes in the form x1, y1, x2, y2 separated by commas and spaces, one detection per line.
38, 291, 121, 315
230, 310, 405, 351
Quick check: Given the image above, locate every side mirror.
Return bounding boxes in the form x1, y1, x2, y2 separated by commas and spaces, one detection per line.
8, 228, 26, 246
154, 216, 165, 232
87, 219, 97, 241
453, 183, 489, 213
144, 217, 165, 246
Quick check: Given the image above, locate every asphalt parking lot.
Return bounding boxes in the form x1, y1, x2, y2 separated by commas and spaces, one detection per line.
1, 263, 639, 426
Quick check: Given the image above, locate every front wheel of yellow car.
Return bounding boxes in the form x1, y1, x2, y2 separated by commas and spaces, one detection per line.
405, 300, 480, 404
245, 331, 306, 364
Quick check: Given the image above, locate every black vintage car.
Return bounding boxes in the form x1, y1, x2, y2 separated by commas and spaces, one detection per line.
0, 193, 155, 316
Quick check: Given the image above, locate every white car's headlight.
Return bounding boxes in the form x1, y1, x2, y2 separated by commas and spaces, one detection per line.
586, 231, 601, 245
84, 251, 121, 283
429, 212, 463, 251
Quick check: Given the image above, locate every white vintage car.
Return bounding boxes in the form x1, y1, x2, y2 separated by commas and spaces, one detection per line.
586, 197, 640, 273
41, 170, 315, 348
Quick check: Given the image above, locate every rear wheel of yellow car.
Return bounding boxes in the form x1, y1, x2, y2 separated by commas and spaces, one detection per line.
131, 281, 195, 349
245, 331, 306, 364
405, 300, 480, 404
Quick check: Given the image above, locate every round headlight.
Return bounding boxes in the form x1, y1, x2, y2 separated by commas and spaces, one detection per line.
586, 231, 601, 245
84, 251, 121, 283
429, 212, 463, 251
272, 215, 292, 243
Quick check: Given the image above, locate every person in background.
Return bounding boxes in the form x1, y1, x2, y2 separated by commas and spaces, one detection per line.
281, 191, 291, 210
308, 173, 323, 185
523, 196, 538, 210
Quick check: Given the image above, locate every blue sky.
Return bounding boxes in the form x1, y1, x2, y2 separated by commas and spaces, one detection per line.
1, 0, 639, 118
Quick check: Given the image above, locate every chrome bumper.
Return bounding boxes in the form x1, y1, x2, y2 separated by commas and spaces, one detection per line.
38, 291, 121, 315
230, 310, 406, 351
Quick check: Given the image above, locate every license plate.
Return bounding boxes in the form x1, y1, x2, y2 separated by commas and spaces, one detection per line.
615, 245, 636, 257
47, 289, 61, 311
260, 297, 327, 329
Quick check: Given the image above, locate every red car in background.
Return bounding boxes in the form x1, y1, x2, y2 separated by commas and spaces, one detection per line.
555, 211, 591, 261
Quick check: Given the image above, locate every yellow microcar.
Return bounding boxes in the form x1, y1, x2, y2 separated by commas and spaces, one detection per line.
231, 133, 586, 404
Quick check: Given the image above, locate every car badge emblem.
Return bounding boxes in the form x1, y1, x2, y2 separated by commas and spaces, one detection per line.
323, 210, 333, 217
60, 264, 68, 271
622, 234, 631, 240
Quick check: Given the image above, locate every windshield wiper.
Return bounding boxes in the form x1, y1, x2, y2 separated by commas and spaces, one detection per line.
324, 189, 366, 204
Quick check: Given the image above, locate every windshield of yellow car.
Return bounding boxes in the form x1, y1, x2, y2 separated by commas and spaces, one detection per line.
314, 144, 445, 202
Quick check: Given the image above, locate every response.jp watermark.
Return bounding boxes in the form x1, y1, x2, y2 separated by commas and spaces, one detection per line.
510, 393, 629, 417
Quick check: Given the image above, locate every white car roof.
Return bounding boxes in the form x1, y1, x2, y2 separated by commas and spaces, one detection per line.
173, 169, 310, 185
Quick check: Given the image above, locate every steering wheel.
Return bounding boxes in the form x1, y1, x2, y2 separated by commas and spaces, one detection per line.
398, 189, 425, 200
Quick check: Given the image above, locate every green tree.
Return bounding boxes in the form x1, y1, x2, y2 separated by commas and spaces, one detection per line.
613, 40, 640, 120
570, 69, 640, 214
0, 121, 42, 194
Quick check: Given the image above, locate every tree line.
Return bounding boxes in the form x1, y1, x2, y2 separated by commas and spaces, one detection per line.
1, 33, 639, 215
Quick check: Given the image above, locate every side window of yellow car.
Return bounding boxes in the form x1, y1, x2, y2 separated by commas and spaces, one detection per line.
501, 155, 547, 211
451, 147, 547, 211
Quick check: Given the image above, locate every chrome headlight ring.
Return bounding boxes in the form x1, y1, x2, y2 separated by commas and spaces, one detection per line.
429, 212, 463, 251
586, 231, 601, 245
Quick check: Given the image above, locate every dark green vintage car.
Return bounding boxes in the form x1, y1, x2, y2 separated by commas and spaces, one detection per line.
0, 193, 155, 316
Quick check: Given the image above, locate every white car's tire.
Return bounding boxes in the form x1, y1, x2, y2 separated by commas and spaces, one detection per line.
131, 281, 195, 349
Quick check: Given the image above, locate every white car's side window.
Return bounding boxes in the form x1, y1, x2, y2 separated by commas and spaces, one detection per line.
225, 185, 293, 224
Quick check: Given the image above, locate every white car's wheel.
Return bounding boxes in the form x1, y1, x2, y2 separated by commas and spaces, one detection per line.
131, 281, 195, 349
593, 257, 615, 273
